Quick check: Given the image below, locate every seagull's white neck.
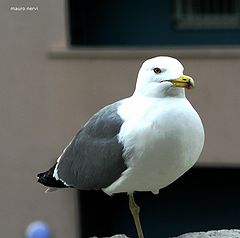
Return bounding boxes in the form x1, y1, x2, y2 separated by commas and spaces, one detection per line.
133, 86, 186, 99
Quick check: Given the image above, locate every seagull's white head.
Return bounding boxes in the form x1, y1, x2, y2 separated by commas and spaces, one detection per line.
134, 56, 194, 98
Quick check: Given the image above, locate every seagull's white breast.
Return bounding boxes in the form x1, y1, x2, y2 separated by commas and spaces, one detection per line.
103, 95, 204, 195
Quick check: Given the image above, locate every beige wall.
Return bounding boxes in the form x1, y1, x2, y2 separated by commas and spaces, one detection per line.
1, 0, 240, 237
0, 1, 78, 237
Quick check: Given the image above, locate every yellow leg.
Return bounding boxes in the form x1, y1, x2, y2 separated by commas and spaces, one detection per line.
129, 194, 144, 238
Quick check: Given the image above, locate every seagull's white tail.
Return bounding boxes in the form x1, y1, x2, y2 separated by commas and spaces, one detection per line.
45, 187, 58, 193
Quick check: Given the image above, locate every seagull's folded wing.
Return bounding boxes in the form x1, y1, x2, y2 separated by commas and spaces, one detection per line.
55, 101, 127, 190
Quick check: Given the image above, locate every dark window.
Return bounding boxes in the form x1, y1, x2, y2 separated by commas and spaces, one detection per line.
68, 0, 240, 46
174, 0, 240, 29
78, 167, 240, 238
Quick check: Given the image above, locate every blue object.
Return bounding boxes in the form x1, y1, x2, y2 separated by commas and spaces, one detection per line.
25, 221, 51, 238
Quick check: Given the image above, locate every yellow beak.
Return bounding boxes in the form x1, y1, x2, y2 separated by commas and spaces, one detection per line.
169, 74, 195, 89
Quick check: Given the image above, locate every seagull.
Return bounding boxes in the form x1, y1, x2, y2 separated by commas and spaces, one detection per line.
37, 56, 204, 238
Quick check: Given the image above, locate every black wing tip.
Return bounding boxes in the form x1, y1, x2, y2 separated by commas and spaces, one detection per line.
37, 165, 68, 188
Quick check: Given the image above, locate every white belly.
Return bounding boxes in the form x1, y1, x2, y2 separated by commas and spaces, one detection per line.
103, 96, 204, 195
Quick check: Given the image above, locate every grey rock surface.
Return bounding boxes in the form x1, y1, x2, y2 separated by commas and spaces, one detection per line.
108, 236, 129, 238
91, 235, 129, 238
173, 229, 240, 238
93, 230, 240, 238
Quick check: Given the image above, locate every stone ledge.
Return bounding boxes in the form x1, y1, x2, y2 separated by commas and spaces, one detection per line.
173, 229, 240, 238
48, 47, 240, 60
93, 229, 240, 238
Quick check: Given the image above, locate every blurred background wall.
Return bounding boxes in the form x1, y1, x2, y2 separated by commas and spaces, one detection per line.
1, 0, 240, 237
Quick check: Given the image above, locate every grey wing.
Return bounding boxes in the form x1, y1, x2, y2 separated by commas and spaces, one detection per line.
55, 101, 127, 190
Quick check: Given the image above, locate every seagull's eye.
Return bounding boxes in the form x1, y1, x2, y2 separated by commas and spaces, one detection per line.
153, 67, 162, 74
